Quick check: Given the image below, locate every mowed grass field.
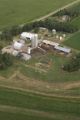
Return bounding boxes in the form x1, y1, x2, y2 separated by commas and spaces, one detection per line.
0, 0, 75, 30
0, 87, 80, 120
0, 53, 80, 119
63, 31, 80, 50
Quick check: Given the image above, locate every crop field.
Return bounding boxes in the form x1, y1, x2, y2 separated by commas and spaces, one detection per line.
0, 0, 75, 30
0, 53, 80, 120
63, 31, 80, 50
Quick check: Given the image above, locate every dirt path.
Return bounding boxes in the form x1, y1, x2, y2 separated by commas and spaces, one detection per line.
0, 70, 80, 98
34, 0, 80, 22
8, 71, 19, 80
22, 63, 47, 73
0, 84, 80, 99
64, 82, 80, 90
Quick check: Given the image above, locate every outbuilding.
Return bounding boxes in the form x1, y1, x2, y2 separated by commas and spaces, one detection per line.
20, 32, 38, 40
13, 41, 24, 50
21, 53, 31, 61
12, 50, 19, 56
54, 46, 71, 54
52, 29, 56, 35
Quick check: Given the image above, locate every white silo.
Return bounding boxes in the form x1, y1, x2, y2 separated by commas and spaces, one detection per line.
31, 34, 38, 49
27, 47, 31, 54
52, 29, 56, 35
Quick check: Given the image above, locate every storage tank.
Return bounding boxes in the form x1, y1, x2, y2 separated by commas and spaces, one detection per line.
52, 29, 56, 35
31, 34, 38, 48
27, 47, 31, 54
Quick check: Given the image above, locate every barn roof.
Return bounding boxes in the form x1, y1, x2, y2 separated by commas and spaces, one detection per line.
21, 32, 38, 40
54, 46, 71, 53
43, 40, 59, 47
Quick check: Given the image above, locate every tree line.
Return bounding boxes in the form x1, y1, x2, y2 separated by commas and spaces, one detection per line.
0, 53, 14, 70
0, 17, 79, 42
63, 54, 80, 72
52, 4, 80, 19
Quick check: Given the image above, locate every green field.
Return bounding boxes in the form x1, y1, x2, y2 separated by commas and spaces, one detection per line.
0, 53, 80, 120
63, 31, 80, 50
0, 0, 80, 119
0, 86, 80, 120
71, 17, 80, 29
0, 0, 75, 30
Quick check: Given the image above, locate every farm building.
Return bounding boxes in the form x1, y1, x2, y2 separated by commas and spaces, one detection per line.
54, 46, 71, 54
52, 29, 56, 35
31, 35, 38, 48
13, 38, 25, 44
40, 27, 47, 31
21, 53, 31, 61
20, 32, 38, 40
2, 45, 14, 54
12, 50, 19, 56
43, 40, 59, 47
62, 15, 69, 22
13, 41, 24, 50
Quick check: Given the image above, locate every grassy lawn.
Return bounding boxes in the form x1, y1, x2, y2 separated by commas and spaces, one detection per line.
0, 53, 80, 83
20, 53, 80, 82
0, 0, 75, 30
62, 31, 80, 50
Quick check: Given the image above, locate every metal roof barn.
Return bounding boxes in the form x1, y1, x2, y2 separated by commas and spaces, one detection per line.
43, 40, 59, 47
54, 46, 71, 54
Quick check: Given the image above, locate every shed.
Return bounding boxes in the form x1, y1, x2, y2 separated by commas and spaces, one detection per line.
12, 50, 19, 56
43, 40, 59, 47
40, 27, 47, 30
54, 46, 71, 54
21, 53, 31, 61
52, 29, 56, 35
13, 41, 24, 50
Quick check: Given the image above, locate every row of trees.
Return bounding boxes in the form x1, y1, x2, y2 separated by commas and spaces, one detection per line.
39, 18, 78, 33
53, 4, 80, 18
0, 53, 14, 70
63, 54, 80, 72
0, 17, 79, 41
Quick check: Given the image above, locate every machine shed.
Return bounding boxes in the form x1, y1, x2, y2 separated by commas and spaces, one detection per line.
54, 46, 71, 54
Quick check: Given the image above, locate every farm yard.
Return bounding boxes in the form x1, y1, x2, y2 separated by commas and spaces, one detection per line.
0, 0, 76, 30
0, 0, 80, 120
